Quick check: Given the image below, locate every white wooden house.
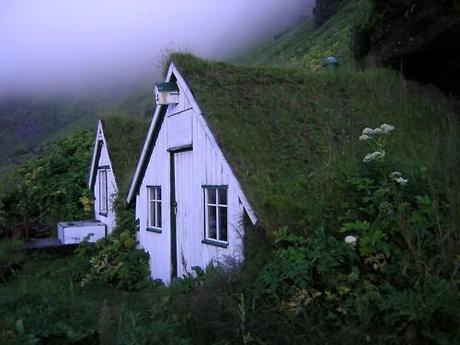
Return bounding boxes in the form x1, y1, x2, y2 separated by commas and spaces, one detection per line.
127, 60, 258, 283
88, 120, 118, 233
89, 117, 149, 234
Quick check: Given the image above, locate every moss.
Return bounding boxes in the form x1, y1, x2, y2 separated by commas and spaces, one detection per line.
101, 116, 150, 195
170, 53, 460, 233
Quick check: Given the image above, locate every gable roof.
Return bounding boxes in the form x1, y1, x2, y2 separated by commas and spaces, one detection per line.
89, 116, 150, 195
130, 53, 447, 232
165, 54, 326, 230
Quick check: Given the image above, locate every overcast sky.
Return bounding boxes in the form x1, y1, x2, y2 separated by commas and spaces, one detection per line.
0, 0, 313, 96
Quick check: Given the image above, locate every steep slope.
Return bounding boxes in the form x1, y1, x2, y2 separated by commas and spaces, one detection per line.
240, 0, 373, 70
366, 0, 460, 98
0, 84, 153, 175
172, 53, 460, 231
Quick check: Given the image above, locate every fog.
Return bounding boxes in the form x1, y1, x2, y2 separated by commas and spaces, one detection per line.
0, 0, 314, 97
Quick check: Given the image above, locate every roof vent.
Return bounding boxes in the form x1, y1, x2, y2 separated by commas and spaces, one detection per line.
154, 82, 179, 105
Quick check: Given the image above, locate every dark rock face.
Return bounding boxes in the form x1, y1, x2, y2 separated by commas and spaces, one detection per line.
313, 0, 345, 26
368, 0, 460, 97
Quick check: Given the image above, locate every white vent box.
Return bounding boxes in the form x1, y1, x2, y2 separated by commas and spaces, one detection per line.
154, 82, 179, 105
57, 220, 107, 244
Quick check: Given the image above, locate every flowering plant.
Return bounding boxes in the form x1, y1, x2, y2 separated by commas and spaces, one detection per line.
359, 124, 394, 163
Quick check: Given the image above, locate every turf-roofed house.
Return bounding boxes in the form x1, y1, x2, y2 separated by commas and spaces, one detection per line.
129, 52, 455, 283
87, 116, 149, 235
128, 55, 261, 283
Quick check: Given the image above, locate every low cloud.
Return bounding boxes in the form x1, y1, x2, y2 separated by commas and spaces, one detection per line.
0, 0, 314, 96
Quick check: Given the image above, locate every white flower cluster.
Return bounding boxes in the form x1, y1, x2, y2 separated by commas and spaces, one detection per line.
359, 124, 395, 140
344, 235, 358, 246
363, 151, 382, 163
380, 124, 395, 134
390, 171, 409, 186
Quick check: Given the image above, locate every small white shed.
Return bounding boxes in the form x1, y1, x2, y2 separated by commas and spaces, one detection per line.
88, 116, 149, 235
88, 120, 119, 234
128, 59, 257, 284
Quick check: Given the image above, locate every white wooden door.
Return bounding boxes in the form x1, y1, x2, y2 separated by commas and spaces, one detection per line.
171, 149, 195, 279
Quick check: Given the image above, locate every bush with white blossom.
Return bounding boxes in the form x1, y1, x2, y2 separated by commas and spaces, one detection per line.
359, 123, 409, 186
359, 123, 395, 163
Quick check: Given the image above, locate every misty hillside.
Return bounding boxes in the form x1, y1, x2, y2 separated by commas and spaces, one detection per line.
0, 84, 153, 174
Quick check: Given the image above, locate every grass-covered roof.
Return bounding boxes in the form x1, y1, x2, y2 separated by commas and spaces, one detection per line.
170, 53, 459, 232
101, 116, 150, 194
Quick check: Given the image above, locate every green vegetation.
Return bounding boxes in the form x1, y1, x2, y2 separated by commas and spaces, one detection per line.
0, 252, 190, 344
100, 116, 150, 194
1, 0, 459, 343
172, 53, 459, 234
74, 194, 151, 291
0, 83, 153, 176
0, 131, 94, 238
239, 0, 373, 70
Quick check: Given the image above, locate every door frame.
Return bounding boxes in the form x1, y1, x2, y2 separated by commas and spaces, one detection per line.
168, 145, 193, 280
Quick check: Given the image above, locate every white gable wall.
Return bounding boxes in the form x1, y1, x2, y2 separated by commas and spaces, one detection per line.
136, 76, 248, 283
92, 126, 117, 234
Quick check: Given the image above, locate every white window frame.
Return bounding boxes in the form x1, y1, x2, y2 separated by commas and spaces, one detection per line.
203, 186, 228, 244
147, 186, 162, 231
98, 168, 108, 215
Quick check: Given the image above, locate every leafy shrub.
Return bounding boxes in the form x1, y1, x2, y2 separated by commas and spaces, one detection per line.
0, 131, 94, 239
75, 194, 150, 291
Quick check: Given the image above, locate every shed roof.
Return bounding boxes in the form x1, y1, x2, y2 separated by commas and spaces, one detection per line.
100, 116, 150, 194
167, 53, 427, 231
127, 53, 449, 232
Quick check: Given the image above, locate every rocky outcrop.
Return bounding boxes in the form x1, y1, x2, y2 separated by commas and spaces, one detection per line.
367, 0, 460, 97
313, 0, 345, 26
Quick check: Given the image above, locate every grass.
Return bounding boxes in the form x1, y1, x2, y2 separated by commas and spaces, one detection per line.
1, 1, 459, 343
238, 0, 374, 70
0, 249, 189, 344
171, 53, 460, 233
101, 116, 150, 194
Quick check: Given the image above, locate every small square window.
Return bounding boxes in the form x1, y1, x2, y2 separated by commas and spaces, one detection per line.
204, 186, 228, 243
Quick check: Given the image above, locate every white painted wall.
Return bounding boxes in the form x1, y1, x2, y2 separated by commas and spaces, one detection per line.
92, 126, 117, 234
136, 77, 247, 284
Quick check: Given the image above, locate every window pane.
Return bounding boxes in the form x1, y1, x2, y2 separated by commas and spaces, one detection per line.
100, 171, 107, 211
218, 189, 227, 205
156, 201, 162, 228
207, 188, 216, 204
207, 205, 217, 239
149, 201, 155, 227
156, 187, 161, 201
218, 206, 227, 241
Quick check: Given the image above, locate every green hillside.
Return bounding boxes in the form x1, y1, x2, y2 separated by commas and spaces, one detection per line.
0, 84, 153, 175
239, 0, 373, 70
173, 53, 460, 233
